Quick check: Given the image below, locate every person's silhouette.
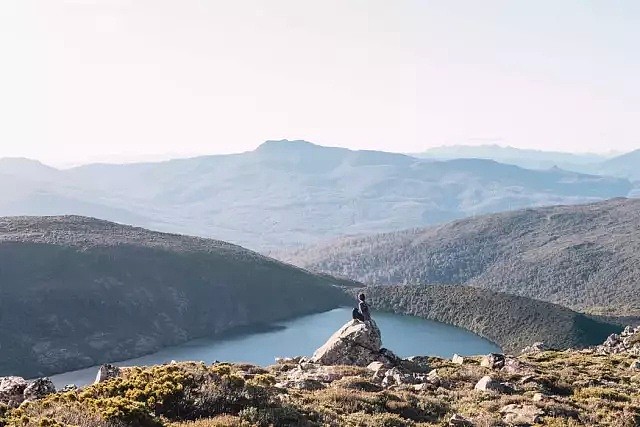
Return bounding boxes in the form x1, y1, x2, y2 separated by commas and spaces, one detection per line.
357, 293, 371, 322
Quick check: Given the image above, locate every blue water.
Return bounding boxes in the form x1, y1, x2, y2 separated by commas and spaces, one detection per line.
50, 308, 500, 388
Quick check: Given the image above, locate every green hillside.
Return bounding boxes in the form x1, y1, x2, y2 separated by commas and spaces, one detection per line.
281, 198, 640, 316
0, 216, 350, 378
356, 285, 619, 353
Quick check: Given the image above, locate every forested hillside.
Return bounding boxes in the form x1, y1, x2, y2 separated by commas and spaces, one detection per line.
0, 216, 350, 378
357, 285, 619, 353
281, 198, 640, 315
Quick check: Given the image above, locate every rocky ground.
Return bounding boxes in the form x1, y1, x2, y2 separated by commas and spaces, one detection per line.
2, 322, 640, 426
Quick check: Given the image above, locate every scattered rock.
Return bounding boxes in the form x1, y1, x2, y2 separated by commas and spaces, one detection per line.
502, 357, 531, 374
500, 403, 544, 425
61, 384, 78, 392
596, 326, 640, 355
452, 354, 465, 365
449, 413, 474, 426
381, 367, 420, 388
532, 392, 545, 402
95, 364, 121, 384
367, 361, 385, 372
474, 376, 504, 393
275, 379, 325, 391
281, 363, 354, 386
0, 377, 27, 406
519, 374, 536, 383
379, 348, 402, 367
371, 367, 387, 383
275, 356, 303, 365
481, 353, 506, 369
368, 361, 390, 383
413, 383, 431, 392
405, 355, 431, 370
521, 342, 552, 354
427, 369, 441, 386
23, 378, 56, 401
400, 356, 430, 373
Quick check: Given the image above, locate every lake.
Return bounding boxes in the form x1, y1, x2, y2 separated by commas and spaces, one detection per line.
50, 308, 500, 388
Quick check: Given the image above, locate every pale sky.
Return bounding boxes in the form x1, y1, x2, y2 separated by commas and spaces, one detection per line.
1, 0, 638, 165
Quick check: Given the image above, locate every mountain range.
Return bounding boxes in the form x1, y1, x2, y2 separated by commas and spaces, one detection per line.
415, 144, 640, 182
0, 140, 633, 250
280, 197, 640, 316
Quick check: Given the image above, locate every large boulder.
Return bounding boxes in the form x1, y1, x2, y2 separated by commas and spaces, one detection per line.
311, 319, 384, 366
23, 378, 56, 401
474, 376, 504, 393
481, 353, 506, 369
521, 342, 552, 354
500, 404, 544, 424
0, 376, 27, 406
95, 364, 121, 384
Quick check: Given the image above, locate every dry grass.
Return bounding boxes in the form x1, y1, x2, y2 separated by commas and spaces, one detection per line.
3, 350, 640, 426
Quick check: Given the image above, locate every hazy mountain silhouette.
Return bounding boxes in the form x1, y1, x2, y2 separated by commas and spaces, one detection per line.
595, 149, 640, 182
414, 145, 640, 185
413, 144, 611, 171
0, 140, 633, 249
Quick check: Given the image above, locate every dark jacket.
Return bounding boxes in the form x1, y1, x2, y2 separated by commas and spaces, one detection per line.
358, 300, 371, 321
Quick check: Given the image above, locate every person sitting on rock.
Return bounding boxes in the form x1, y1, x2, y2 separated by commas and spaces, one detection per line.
352, 306, 364, 322
357, 293, 371, 322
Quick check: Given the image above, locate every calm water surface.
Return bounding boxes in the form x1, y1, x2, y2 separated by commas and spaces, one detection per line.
50, 308, 500, 388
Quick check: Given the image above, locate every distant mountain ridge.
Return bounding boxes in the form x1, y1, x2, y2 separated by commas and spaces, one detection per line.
0, 140, 633, 250
0, 215, 350, 378
413, 144, 609, 169
414, 144, 640, 181
280, 198, 640, 316
596, 149, 640, 181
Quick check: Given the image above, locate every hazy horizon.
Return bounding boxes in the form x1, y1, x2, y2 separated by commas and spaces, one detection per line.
0, 138, 627, 169
2, 1, 639, 165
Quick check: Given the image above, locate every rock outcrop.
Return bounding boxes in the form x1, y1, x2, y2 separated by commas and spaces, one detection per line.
597, 325, 640, 355
95, 364, 121, 384
0, 377, 27, 407
23, 378, 56, 402
0, 376, 56, 407
449, 414, 473, 426
311, 319, 387, 367
474, 376, 507, 393
481, 353, 506, 369
521, 341, 552, 354
500, 403, 544, 424
452, 354, 465, 365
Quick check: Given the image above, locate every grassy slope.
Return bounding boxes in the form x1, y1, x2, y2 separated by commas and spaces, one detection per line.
3, 351, 640, 427
282, 198, 640, 316
0, 216, 350, 378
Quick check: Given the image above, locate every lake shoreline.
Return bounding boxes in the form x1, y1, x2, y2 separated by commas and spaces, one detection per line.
48, 308, 500, 388
26, 305, 344, 382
